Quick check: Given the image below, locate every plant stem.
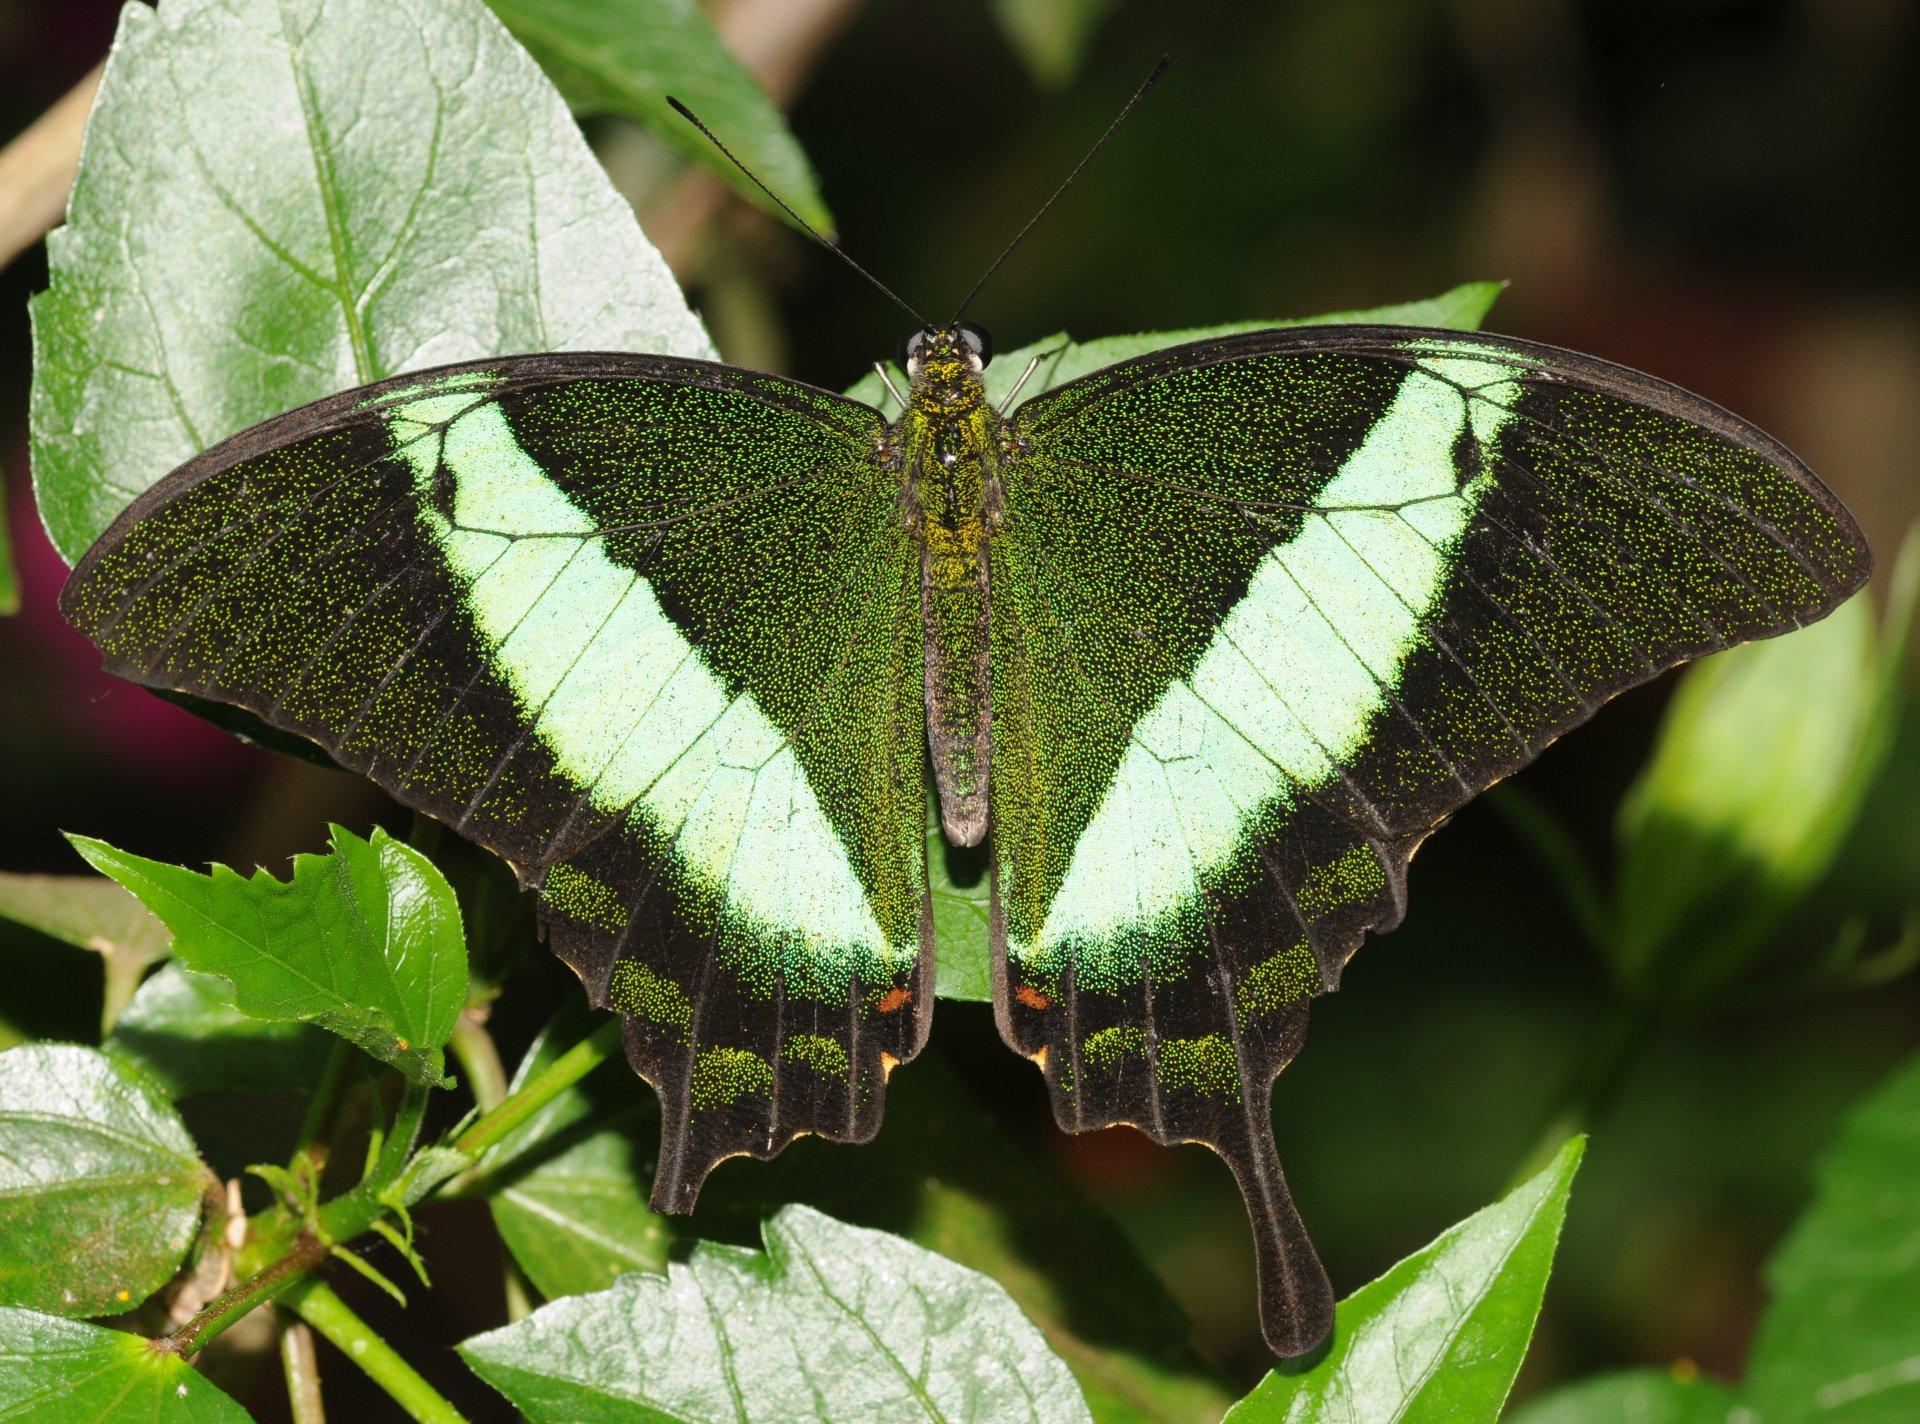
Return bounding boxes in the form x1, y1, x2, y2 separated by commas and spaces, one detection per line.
449, 1012, 509, 1114
371, 1079, 432, 1187
158, 1024, 617, 1355
296, 1039, 360, 1165
158, 1230, 332, 1356
452, 1016, 623, 1161
283, 1278, 469, 1424
280, 1316, 327, 1424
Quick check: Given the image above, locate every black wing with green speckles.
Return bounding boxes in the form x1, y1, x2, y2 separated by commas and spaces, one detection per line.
60, 352, 933, 1208
987, 325, 1871, 1354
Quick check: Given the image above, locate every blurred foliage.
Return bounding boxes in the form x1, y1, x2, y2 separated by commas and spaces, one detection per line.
989, 0, 1118, 91
0, 868, 168, 1031
1611, 529, 1917, 1002
1514, 1048, 1920, 1423
0, 0, 1915, 1417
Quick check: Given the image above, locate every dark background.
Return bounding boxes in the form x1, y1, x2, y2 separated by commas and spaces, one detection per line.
1, 0, 1916, 1412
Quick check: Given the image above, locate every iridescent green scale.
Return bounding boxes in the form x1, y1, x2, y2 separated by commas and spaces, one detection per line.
61, 323, 1870, 1356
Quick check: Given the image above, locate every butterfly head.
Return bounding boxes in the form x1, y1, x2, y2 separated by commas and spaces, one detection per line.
899, 323, 993, 408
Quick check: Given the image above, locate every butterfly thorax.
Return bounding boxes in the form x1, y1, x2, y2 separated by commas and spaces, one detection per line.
897, 325, 1004, 848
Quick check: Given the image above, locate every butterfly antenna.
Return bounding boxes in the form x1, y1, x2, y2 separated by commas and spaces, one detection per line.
951, 54, 1171, 323
666, 96, 928, 329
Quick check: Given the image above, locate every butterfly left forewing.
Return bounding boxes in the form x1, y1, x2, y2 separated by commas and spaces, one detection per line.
62, 353, 932, 1207
988, 325, 1870, 1355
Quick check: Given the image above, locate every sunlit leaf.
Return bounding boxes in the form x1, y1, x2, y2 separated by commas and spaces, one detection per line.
32, 0, 713, 565
104, 963, 334, 1099
0, 871, 171, 1032
70, 825, 466, 1087
485, 0, 831, 233
696, 1048, 1233, 1424
461, 1204, 1093, 1423
0, 1307, 253, 1422
1744, 1050, 1920, 1422
1613, 573, 1902, 997
1223, 1137, 1583, 1424
0, 1046, 205, 1317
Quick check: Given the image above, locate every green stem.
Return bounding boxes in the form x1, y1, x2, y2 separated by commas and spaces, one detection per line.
280, 1316, 326, 1424
452, 1016, 623, 1161
158, 1229, 332, 1356
449, 1013, 509, 1115
159, 1024, 619, 1356
371, 1079, 432, 1187
296, 1039, 360, 1164
283, 1278, 468, 1424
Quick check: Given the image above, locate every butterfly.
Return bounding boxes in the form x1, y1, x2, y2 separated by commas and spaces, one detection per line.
58, 301, 1871, 1354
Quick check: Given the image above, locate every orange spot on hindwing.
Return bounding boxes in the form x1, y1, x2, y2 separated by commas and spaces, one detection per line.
876, 987, 912, 1013
1015, 985, 1051, 1010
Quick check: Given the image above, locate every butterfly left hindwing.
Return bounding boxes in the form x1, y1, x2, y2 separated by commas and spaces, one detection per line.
60, 353, 933, 1204
988, 325, 1870, 1354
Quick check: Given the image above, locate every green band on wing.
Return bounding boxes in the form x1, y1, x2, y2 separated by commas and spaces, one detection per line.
388, 387, 906, 998
1019, 353, 1522, 991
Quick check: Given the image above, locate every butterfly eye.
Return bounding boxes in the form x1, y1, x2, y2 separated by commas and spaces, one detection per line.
898, 329, 929, 372
958, 322, 994, 368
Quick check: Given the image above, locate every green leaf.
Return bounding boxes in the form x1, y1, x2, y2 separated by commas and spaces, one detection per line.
695, 1047, 1233, 1424
989, 0, 1118, 90
1744, 1050, 1920, 1422
469, 1014, 1225, 1421
31, 0, 714, 565
0, 1045, 205, 1317
1613, 576, 1901, 997
0, 871, 172, 1032
843, 281, 1504, 410
0, 1306, 254, 1422
484, 0, 832, 233
460, 1204, 1093, 1423
481, 1006, 672, 1299
104, 963, 335, 1098
1506, 1369, 1743, 1424
1223, 1136, 1584, 1424
69, 825, 466, 1087
929, 792, 992, 1002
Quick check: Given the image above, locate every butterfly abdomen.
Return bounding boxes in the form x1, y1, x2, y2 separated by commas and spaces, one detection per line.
905, 335, 999, 847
